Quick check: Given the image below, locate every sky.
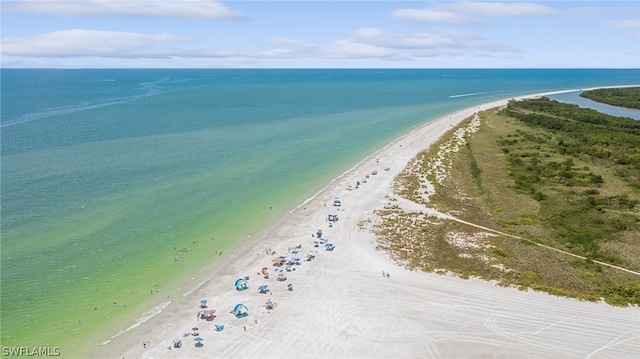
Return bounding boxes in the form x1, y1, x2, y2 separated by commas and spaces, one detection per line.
1, 0, 639, 68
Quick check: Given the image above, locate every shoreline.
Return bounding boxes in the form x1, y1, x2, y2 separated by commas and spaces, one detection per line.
94, 91, 640, 359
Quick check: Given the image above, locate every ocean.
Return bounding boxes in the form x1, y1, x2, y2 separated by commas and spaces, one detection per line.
1, 69, 639, 354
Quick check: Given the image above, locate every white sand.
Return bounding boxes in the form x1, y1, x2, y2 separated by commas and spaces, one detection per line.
96, 94, 640, 359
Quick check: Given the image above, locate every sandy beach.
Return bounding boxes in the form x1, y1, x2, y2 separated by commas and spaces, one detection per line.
96, 94, 640, 359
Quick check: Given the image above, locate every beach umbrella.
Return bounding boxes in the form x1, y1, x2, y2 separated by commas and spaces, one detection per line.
200, 299, 207, 305
192, 327, 199, 331
194, 337, 203, 342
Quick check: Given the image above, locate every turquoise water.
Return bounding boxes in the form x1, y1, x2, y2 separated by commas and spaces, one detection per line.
548, 90, 640, 119
2, 69, 639, 353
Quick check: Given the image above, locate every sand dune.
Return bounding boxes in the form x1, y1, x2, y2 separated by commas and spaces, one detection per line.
98, 95, 640, 359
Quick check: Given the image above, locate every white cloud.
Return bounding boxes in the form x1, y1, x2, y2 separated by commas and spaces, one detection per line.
600, 19, 640, 29
268, 37, 315, 48
1, 25, 519, 62
394, 1, 557, 24
447, 2, 557, 17
323, 39, 396, 59
392, 8, 473, 24
2, 29, 190, 57
351, 28, 457, 49
348, 27, 516, 54
600, 19, 640, 39
2, 0, 245, 19
353, 28, 385, 38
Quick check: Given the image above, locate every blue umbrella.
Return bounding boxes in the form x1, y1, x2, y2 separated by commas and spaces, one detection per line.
194, 337, 203, 342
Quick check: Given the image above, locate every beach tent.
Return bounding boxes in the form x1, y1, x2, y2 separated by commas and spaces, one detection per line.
231, 303, 249, 317
172, 339, 182, 348
234, 278, 248, 291
287, 283, 293, 291
333, 199, 341, 206
277, 273, 287, 281
328, 214, 338, 222
258, 284, 270, 293
199, 299, 208, 308
325, 243, 335, 251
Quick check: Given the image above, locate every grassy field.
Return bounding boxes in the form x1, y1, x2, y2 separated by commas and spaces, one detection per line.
372, 99, 640, 306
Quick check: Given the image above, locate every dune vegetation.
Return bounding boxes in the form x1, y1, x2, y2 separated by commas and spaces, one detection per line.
580, 86, 640, 109
372, 95, 640, 306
